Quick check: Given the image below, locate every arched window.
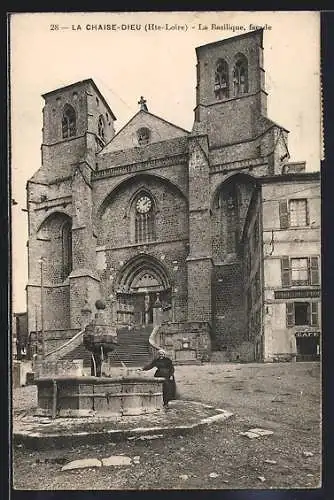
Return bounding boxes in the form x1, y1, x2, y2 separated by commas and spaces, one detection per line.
134, 193, 155, 243
61, 221, 72, 279
214, 59, 229, 100
233, 54, 248, 97
137, 127, 150, 146
62, 104, 76, 139
98, 115, 105, 142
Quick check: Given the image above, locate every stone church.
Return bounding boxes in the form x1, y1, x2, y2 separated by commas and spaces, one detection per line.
27, 29, 321, 364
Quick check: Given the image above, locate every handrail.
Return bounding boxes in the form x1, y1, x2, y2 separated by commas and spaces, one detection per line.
44, 328, 85, 361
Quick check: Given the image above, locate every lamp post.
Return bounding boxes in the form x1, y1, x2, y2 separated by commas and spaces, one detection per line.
38, 257, 45, 359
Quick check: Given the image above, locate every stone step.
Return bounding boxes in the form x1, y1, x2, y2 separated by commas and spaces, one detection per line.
109, 352, 150, 357
117, 326, 152, 332
112, 350, 149, 355
117, 338, 151, 343
117, 336, 151, 342
110, 349, 150, 356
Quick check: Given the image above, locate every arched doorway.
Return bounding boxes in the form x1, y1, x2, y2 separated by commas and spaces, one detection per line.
114, 255, 171, 327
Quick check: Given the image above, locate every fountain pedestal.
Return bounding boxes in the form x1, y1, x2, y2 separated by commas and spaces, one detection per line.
36, 375, 164, 417
82, 299, 118, 377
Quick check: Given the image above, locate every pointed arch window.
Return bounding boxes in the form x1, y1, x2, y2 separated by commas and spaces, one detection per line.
214, 59, 229, 100
233, 54, 248, 97
61, 221, 72, 279
62, 104, 76, 139
98, 115, 105, 142
134, 193, 156, 244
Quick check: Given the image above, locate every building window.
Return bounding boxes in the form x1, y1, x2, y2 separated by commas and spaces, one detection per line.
214, 59, 229, 100
279, 199, 309, 229
233, 54, 248, 97
281, 257, 320, 288
137, 127, 150, 146
294, 302, 310, 325
289, 199, 308, 227
134, 193, 155, 243
286, 302, 319, 327
61, 221, 72, 279
62, 104, 76, 139
281, 256, 319, 287
291, 258, 309, 286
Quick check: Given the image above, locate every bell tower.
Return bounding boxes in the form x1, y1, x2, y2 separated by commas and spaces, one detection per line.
26, 79, 117, 336
194, 29, 267, 148
40, 78, 116, 180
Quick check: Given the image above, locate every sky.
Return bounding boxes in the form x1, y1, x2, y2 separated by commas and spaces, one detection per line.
10, 11, 321, 312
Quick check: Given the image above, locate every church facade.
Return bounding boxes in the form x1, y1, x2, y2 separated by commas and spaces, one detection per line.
26, 29, 321, 363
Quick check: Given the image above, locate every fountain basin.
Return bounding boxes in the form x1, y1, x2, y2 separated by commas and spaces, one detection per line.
35, 376, 164, 418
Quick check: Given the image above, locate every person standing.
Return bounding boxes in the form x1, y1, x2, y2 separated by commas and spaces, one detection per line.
140, 349, 176, 408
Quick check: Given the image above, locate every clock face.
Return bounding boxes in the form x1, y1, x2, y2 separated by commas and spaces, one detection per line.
136, 196, 152, 214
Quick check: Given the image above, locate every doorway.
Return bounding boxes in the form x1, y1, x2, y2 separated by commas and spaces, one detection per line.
133, 292, 155, 325
114, 254, 172, 327
296, 335, 320, 361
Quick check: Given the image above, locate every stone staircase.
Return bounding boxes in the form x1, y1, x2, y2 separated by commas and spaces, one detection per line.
108, 325, 152, 368
61, 325, 152, 368
62, 342, 92, 366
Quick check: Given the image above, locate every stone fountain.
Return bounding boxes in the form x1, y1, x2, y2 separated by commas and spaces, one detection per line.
83, 299, 118, 377
35, 299, 164, 418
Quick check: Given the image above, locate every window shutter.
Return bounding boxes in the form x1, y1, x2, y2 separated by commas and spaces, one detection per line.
310, 257, 320, 285
281, 257, 291, 287
286, 302, 294, 327
311, 303, 319, 326
279, 200, 289, 229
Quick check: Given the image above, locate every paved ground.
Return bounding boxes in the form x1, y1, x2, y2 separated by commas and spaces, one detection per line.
12, 361, 321, 490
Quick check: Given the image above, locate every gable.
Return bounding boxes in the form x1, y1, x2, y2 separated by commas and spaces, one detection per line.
100, 110, 189, 154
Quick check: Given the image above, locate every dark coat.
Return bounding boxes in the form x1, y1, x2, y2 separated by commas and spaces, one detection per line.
143, 356, 175, 379
143, 356, 176, 404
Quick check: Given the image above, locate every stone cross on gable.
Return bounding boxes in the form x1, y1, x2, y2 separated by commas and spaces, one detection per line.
138, 96, 148, 112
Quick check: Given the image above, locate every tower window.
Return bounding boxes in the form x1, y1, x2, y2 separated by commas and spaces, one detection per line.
214, 59, 229, 100
98, 115, 105, 142
137, 127, 150, 146
62, 104, 76, 139
61, 221, 72, 279
233, 54, 248, 97
134, 193, 155, 243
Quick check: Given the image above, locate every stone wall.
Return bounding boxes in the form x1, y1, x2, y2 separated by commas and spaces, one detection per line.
242, 188, 263, 361
157, 321, 212, 363
213, 262, 246, 351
